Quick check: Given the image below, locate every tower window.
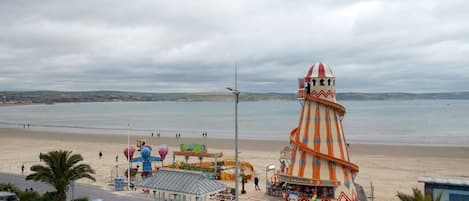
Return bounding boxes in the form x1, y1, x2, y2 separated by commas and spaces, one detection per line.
320, 79, 325, 86
327, 79, 331, 86
333, 80, 336, 86
312, 79, 316, 86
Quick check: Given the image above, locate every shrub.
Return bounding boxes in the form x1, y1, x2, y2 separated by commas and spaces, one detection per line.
19, 191, 40, 201
36, 191, 59, 201
71, 197, 89, 201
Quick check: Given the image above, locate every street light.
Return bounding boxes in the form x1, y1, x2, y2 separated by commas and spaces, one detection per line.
127, 123, 131, 191
265, 164, 276, 194
226, 87, 240, 201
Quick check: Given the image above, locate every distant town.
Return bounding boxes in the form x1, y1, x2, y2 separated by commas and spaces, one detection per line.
1, 91, 469, 105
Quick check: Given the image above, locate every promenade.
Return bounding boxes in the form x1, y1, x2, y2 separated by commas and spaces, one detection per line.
0, 172, 153, 201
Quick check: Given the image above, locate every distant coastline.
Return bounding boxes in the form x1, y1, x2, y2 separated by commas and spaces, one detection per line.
1, 90, 469, 105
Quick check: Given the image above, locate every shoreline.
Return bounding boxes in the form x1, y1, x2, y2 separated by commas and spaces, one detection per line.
0, 128, 288, 153
2, 124, 469, 148
2, 127, 469, 158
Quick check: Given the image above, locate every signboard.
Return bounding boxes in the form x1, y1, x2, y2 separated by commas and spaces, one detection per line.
180, 144, 207, 154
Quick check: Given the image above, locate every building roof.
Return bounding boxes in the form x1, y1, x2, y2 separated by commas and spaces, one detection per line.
305, 62, 335, 81
418, 177, 469, 187
134, 168, 226, 196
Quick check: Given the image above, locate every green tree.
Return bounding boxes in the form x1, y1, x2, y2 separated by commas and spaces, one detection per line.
396, 188, 442, 201
26, 150, 96, 201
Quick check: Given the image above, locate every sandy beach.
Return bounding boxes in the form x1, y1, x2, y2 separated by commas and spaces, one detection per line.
1, 128, 469, 201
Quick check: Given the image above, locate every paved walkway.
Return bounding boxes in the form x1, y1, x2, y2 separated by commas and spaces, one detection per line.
0, 172, 153, 201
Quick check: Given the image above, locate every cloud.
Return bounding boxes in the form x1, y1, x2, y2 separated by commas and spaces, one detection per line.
0, 0, 468, 93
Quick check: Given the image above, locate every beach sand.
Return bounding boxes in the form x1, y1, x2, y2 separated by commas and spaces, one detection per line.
1, 128, 469, 201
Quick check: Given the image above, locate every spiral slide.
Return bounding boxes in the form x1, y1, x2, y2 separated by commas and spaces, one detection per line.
290, 93, 359, 172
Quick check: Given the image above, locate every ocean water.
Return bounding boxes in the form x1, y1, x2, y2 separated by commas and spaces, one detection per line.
0, 100, 468, 146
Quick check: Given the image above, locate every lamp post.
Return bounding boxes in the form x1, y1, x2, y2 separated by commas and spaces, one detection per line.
265, 164, 275, 195
226, 87, 240, 201
127, 123, 131, 191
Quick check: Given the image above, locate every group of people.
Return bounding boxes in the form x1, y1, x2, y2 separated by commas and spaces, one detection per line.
97, 151, 118, 163
148, 131, 209, 138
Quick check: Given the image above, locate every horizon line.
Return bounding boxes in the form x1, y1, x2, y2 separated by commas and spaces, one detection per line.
1, 89, 469, 94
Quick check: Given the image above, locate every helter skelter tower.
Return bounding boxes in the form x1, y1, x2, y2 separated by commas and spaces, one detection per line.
279, 62, 359, 201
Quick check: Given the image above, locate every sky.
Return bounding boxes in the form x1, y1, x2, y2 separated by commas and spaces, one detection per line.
1, 0, 469, 93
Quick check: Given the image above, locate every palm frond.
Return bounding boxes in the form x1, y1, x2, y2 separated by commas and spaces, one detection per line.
396, 191, 416, 201
26, 150, 95, 201
397, 188, 441, 201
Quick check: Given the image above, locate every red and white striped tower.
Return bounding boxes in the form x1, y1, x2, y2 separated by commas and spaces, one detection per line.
279, 62, 359, 201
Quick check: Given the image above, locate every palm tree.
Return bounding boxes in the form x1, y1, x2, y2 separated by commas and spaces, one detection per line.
396, 188, 442, 201
26, 150, 96, 201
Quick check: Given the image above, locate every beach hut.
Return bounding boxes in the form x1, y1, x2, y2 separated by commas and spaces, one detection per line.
419, 177, 469, 201
278, 62, 360, 201
134, 168, 226, 201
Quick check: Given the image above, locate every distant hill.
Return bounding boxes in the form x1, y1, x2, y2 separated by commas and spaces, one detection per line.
0, 91, 468, 104
336, 92, 469, 100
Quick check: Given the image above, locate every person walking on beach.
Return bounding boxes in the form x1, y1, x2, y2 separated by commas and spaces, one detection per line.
99, 151, 103, 159
21, 164, 25, 175
254, 176, 260, 191
151, 132, 154, 137
115, 155, 118, 163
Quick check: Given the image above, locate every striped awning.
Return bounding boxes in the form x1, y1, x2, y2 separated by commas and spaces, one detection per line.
134, 168, 226, 196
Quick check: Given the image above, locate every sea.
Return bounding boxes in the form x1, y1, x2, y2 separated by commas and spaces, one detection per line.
0, 100, 468, 146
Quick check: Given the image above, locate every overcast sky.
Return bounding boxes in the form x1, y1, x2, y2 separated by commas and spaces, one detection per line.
1, 0, 468, 93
